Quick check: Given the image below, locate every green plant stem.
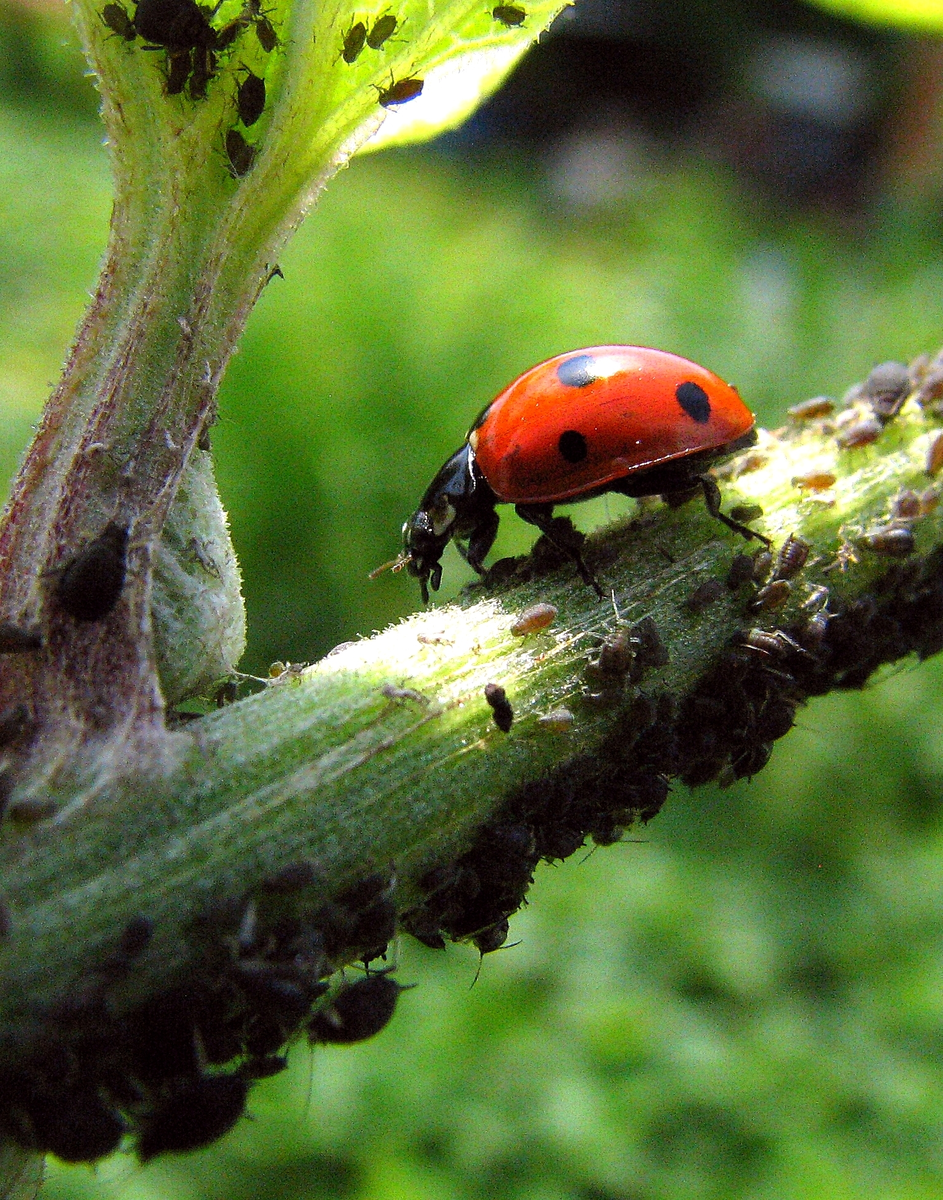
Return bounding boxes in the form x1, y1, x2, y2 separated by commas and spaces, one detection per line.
1, 387, 942, 1037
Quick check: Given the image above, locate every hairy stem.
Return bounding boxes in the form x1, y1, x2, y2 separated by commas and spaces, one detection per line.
1, 371, 942, 1037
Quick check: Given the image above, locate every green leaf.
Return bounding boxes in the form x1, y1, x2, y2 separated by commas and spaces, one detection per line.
356, 2, 572, 153
804, 0, 943, 30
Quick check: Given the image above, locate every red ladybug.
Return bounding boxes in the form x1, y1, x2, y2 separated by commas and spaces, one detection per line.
402, 346, 767, 601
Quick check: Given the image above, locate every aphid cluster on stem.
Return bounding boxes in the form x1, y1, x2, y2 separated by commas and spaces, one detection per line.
97, 0, 278, 101
0, 864, 409, 1164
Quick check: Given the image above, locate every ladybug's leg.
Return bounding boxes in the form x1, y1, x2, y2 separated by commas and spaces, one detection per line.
458, 509, 500, 575
515, 504, 603, 598
696, 476, 772, 547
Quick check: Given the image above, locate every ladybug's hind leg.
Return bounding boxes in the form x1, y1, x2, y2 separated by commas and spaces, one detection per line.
696, 476, 771, 547
515, 504, 603, 598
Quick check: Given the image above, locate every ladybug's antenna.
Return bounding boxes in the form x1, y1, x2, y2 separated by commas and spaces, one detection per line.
368, 553, 410, 581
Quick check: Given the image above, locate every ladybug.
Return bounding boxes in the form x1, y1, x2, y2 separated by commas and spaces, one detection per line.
401, 346, 768, 601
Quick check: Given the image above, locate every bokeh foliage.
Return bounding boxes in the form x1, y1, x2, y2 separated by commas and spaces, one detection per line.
5, 13, 943, 1198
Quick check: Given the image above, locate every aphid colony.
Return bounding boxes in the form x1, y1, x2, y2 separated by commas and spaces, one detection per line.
102, 0, 277, 100
98, 1, 535, 178
0, 868, 410, 1164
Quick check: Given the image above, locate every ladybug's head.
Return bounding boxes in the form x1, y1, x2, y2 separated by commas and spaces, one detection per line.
402, 444, 487, 603
402, 510, 446, 603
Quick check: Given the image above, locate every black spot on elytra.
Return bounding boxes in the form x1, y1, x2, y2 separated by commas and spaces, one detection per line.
556, 354, 600, 388
676, 381, 711, 424
558, 430, 588, 463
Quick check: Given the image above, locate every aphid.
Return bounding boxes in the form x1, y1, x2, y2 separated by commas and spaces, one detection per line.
114, 914, 154, 963
240, 1054, 288, 1080
792, 470, 837, 492
800, 609, 830, 649
492, 4, 526, 25
55, 522, 129, 622
751, 549, 773, 583
134, 0, 208, 45
802, 584, 829, 611
341, 19, 366, 61
537, 707, 575, 732
749, 579, 791, 612
926, 431, 943, 478
137, 1073, 248, 1161
862, 360, 910, 419
7, 799, 57, 825
917, 365, 943, 408
236, 69, 265, 125
772, 533, 810, 581
727, 450, 767, 476
225, 127, 256, 176
755, 698, 798, 741
101, 2, 136, 39
398, 347, 768, 602
320, 872, 398, 962
0, 705, 30, 748
377, 75, 423, 107
484, 682, 513, 732
472, 918, 509, 954
738, 628, 801, 659
729, 503, 764, 524
307, 972, 406, 1044
858, 526, 916, 557
510, 602, 557, 636
535, 825, 585, 860
381, 683, 429, 705
631, 616, 668, 670
685, 579, 725, 613
730, 741, 772, 780
366, 13, 398, 48
253, 11, 277, 49
24, 1087, 126, 1162
592, 628, 633, 678
787, 396, 834, 421
892, 489, 921, 521
726, 553, 755, 589
836, 417, 882, 450
258, 860, 319, 894
0, 622, 41, 653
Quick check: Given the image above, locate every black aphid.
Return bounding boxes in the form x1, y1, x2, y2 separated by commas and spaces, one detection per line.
54, 522, 129, 622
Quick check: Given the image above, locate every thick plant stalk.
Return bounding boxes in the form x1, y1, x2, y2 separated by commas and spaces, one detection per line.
0, 360, 942, 1177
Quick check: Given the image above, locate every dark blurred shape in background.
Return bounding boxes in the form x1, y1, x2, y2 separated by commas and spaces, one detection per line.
452, 0, 912, 211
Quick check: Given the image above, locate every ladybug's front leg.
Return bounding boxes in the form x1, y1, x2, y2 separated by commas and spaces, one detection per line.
515, 504, 603, 598
696, 476, 772, 547
458, 508, 500, 575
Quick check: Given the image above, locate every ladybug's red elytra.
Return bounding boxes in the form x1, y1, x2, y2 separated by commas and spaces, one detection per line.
402, 345, 769, 601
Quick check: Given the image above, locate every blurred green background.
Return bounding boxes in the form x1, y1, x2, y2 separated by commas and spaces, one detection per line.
6, 0, 943, 1195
